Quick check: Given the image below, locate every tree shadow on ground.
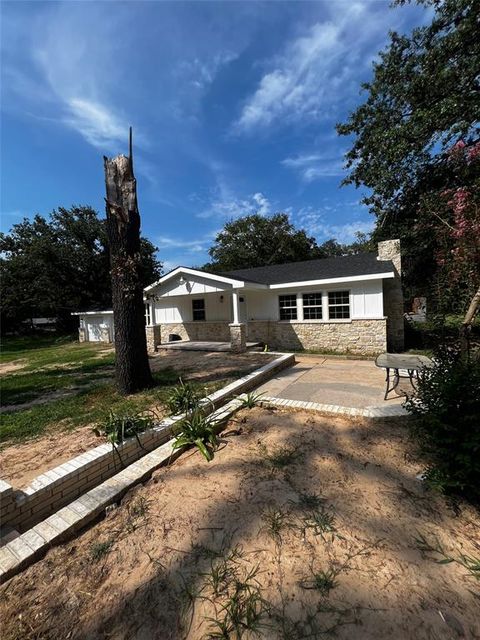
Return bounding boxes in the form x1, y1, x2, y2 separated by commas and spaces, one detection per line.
1, 407, 479, 640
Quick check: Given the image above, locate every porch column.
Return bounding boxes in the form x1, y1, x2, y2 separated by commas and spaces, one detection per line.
232, 290, 240, 324
230, 289, 246, 352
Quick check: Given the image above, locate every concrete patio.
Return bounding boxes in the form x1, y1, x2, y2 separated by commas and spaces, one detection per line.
256, 354, 407, 413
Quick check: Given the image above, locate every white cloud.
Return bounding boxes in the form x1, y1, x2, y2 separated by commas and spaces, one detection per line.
296, 206, 374, 243
234, 2, 395, 133
282, 151, 345, 181
197, 190, 272, 220
156, 233, 216, 254
63, 98, 129, 150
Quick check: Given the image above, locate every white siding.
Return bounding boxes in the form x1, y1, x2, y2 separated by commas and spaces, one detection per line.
151, 278, 385, 323
158, 274, 232, 297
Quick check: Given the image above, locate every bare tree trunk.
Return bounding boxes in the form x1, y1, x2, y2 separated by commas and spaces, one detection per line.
460, 285, 480, 358
104, 128, 153, 394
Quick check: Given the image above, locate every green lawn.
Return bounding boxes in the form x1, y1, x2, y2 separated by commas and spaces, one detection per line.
0, 335, 226, 444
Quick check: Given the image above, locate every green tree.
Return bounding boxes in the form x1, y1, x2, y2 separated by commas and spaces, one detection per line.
203, 213, 323, 272
0, 205, 162, 333
337, 0, 480, 313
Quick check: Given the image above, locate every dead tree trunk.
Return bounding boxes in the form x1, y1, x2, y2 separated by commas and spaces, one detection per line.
104, 128, 153, 395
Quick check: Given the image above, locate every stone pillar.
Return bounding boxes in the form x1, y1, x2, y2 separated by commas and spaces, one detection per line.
78, 327, 86, 343
229, 323, 246, 353
378, 239, 404, 351
145, 325, 161, 353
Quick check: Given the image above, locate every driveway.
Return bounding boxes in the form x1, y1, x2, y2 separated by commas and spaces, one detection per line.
256, 355, 406, 411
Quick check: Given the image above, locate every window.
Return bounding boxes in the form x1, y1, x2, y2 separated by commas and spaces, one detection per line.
279, 294, 297, 320
145, 303, 151, 326
303, 293, 323, 320
328, 291, 350, 319
192, 298, 206, 321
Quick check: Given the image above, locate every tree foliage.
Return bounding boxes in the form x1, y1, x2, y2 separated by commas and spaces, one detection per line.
203, 213, 373, 272
337, 0, 480, 307
0, 206, 162, 332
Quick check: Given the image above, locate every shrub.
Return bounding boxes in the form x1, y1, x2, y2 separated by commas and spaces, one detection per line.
172, 410, 219, 461
404, 346, 480, 500
166, 378, 200, 414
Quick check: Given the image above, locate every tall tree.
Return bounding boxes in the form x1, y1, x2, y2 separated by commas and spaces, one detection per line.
0, 206, 162, 333
337, 0, 480, 322
203, 213, 322, 272
104, 129, 153, 394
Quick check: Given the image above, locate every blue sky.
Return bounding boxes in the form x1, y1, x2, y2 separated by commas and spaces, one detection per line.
1, 0, 428, 271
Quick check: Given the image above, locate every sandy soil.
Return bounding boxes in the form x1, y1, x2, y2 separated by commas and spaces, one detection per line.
0, 360, 27, 375
1, 407, 478, 640
0, 352, 273, 489
0, 425, 104, 488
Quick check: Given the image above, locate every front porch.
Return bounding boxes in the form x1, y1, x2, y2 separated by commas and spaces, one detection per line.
157, 340, 263, 352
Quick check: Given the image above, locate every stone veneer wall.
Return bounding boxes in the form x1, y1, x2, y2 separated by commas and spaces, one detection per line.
155, 320, 387, 355
145, 324, 161, 352
158, 322, 231, 345
377, 239, 404, 351
249, 320, 387, 355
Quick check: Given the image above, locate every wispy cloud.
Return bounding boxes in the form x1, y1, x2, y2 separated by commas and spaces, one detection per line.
63, 98, 130, 150
282, 151, 345, 181
234, 2, 396, 134
197, 189, 272, 220
296, 206, 374, 243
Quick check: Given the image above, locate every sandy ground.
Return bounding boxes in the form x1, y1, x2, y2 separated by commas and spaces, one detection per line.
1, 407, 478, 640
0, 351, 273, 489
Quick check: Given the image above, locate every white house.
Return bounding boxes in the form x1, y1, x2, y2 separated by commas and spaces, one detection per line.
74, 239, 404, 356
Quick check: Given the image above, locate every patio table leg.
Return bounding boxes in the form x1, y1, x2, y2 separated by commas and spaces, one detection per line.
384, 367, 401, 400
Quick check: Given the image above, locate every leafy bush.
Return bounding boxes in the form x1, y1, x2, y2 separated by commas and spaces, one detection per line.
95, 410, 157, 445
405, 347, 480, 500
166, 378, 201, 414
172, 410, 219, 461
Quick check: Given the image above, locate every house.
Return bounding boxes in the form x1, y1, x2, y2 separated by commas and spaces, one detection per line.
74, 239, 404, 356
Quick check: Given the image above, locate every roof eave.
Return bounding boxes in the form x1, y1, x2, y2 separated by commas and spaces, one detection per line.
269, 272, 395, 289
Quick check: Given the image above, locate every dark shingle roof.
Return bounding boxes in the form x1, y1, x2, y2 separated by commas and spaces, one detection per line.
223, 253, 393, 285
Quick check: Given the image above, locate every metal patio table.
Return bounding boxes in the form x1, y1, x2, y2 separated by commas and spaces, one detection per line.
375, 353, 433, 400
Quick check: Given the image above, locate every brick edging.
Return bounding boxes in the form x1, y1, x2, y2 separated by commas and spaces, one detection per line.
260, 395, 408, 418
0, 354, 294, 541
0, 397, 246, 584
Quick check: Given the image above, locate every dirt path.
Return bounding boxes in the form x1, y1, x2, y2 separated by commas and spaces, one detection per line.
1, 407, 478, 639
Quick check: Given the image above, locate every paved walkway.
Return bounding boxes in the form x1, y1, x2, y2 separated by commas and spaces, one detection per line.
256, 355, 408, 414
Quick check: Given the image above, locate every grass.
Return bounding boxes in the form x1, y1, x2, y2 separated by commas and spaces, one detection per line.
0, 335, 230, 444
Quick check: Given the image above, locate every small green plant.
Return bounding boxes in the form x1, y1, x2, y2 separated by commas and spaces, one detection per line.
90, 539, 113, 561
167, 378, 201, 414
260, 508, 291, 544
302, 507, 340, 541
300, 568, 338, 596
414, 531, 480, 580
95, 409, 157, 445
258, 443, 302, 471
239, 391, 264, 409
123, 496, 152, 533
173, 410, 219, 461
294, 491, 325, 510
202, 550, 268, 639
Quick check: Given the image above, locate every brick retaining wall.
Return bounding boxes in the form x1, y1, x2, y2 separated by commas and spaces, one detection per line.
0, 353, 294, 535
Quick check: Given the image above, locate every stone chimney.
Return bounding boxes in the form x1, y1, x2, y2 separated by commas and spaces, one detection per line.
378, 239, 404, 351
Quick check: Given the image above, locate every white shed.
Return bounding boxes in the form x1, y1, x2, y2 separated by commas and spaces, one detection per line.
72, 310, 114, 343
